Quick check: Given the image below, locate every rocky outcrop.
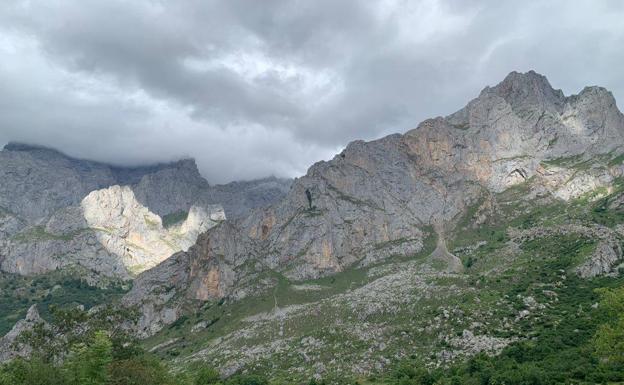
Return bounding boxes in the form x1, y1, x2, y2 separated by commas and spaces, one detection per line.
447, 329, 514, 358
0, 305, 48, 363
577, 241, 621, 278
122, 252, 193, 337
409, 71, 624, 193
130, 159, 210, 217
82, 185, 225, 274
126, 71, 624, 333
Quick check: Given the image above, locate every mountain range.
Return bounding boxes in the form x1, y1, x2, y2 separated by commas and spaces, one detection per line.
2, 70, 624, 383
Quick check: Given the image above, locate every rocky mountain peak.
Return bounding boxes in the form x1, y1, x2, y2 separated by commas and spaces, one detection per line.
3, 141, 203, 185
3, 142, 85, 165
0, 142, 209, 220
482, 70, 566, 114
570, 85, 619, 110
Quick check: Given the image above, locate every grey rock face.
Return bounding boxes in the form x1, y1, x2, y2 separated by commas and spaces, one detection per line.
0, 209, 25, 239
0, 144, 117, 222
122, 252, 191, 337
131, 159, 210, 217
508, 223, 623, 278
0, 143, 203, 223
0, 204, 129, 281
0, 144, 288, 282
0, 143, 290, 224
203, 177, 292, 220
0, 186, 225, 280
577, 241, 621, 278
127, 71, 624, 330
1, 228, 129, 280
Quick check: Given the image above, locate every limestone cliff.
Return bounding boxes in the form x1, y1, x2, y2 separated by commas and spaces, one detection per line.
82, 185, 225, 274
0, 144, 289, 282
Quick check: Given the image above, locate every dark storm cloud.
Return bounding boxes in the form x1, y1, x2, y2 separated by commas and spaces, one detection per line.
0, 0, 623, 183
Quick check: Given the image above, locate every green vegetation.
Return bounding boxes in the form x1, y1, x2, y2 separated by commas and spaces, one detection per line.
364, 277, 624, 385
0, 329, 272, 385
143, 228, 438, 362
4, 274, 624, 385
547, 136, 558, 148
587, 183, 624, 227
541, 154, 585, 167
450, 122, 469, 130
142, 180, 624, 382
609, 152, 624, 166
594, 286, 624, 369
162, 211, 189, 228
4, 300, 279, 384
11, 226, 84, 243
0, 272, 128, 335
145, 215, 162, 229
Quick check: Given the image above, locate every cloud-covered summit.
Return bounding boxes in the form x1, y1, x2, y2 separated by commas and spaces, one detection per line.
0, 0, 622, 183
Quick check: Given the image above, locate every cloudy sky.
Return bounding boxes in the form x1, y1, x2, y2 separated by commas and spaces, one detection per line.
0, 0, 623, 183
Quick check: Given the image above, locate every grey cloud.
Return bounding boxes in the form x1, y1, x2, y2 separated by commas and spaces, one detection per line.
0, 0, 623, 183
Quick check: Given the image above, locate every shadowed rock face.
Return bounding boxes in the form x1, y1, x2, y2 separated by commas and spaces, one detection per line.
0, 143, 208, 221
125, 71, 624, 330
0, 143, 291, 223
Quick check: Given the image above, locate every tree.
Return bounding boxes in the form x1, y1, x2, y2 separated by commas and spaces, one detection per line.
595, 286, 624, 367
65, 330, 112, 385
108, 356, 176, 385
0, 357, 67, 385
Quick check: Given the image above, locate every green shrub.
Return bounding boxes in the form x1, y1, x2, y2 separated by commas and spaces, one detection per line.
162, 211, 189, 228
194, 366, 220, 385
